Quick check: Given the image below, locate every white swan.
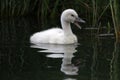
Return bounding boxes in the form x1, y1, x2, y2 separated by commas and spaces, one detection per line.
30, 9, 85, 44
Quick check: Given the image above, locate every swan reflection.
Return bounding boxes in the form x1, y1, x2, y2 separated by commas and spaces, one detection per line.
31, 43, 79, 76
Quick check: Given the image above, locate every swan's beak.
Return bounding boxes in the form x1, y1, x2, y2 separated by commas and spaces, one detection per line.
74, 17, 85, 29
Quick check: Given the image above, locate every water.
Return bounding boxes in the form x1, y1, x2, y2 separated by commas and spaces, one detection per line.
0, 18, 120, 80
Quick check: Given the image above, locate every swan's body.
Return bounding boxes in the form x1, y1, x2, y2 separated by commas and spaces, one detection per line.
30, 28, 77, 44
30, 9, 85, 44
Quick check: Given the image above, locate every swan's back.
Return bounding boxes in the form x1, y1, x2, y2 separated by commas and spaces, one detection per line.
30, 28, 64, 44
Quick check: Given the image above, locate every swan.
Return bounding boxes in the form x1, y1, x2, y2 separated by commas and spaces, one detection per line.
30, 9, 85, 44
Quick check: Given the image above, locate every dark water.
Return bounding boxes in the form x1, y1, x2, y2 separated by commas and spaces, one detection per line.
0, 18, 120, 80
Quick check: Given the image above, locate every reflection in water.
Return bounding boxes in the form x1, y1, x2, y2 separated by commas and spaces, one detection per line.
110, 42, 120, 80
31, 43, 77, 53
61, 48, 78, 75
64, 78, 76, 80
31, 43, 79, 79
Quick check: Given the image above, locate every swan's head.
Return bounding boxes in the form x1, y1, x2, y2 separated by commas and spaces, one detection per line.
61, 9, 85, 29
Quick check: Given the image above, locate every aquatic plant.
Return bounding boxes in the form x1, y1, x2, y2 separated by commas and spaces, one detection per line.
110, 0, 120, 41
0, 0, 37, 18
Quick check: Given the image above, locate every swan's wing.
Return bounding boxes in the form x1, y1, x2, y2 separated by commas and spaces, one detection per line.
30, 28, 63, 43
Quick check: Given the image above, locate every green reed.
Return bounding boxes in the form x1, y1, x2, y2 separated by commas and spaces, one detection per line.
0, 0, 36, 18
110, 0, 120, 41
91, 0, 110, 26
0, 0, 109, 22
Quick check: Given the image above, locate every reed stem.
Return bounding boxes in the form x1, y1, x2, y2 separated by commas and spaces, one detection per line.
110, 0, 120, 41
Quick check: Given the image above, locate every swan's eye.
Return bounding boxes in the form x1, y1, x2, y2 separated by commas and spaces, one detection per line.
71, 14, 74, 17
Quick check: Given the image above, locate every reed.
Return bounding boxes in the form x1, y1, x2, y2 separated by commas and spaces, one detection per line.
91, 0, 110, 26
92, 0, 97, 26
39, 0, 50, 26
0, 0, 36, 18
110, 0, 120, 41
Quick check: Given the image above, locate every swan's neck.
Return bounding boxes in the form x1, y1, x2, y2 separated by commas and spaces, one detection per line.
61, 21, 73, 36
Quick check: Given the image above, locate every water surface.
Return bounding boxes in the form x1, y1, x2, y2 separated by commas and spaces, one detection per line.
0, 18, 120, 80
